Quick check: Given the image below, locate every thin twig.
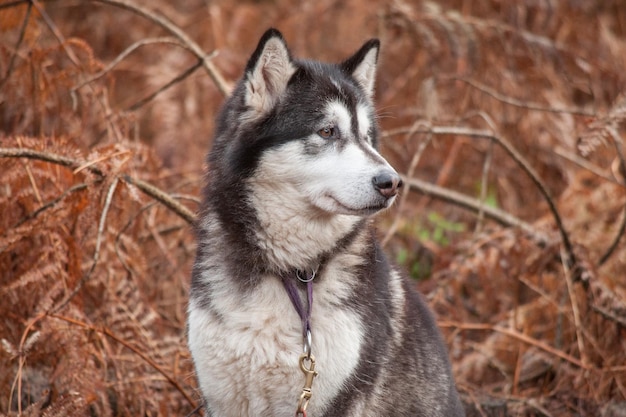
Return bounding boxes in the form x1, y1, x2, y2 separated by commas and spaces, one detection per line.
114, 202, 157, 276
13, 355, 26, 415
125, 59, 204, 112
51, 177, 119, 313
553, 146, 619, 185
512, 342, 524, 396
49, 313, 197, 409
0, 147, 105, 176
4, 0, 232, 94
13, 183, 89, 228
438, 320, 589, 370
468, 111, 499, 235
20, 154, 43, 205
475, 138, 493, 234
184, 404, 204, 417
561, 245, 588, 368
382, 120, 433, 246
456, 77, 595, 117
29, 0, 124, 141
72, 36, 185, 91
0, 1, 32, 90
401, 175, 550, 244
73, 150, 131, 174
30, 0, 81, 65
146, 208, 180, 267
591, 303, 626, 328
89, 0, 231, 95
0, 0, 26, 10
384, 126, 577, 272
123, 175, 196, 224
0, 147, 196, 224
520, 398, 555, 417
463, 389, 489, 417
13, 312, 47, 414
476, 130, 578, 271
598, 128, 626, 265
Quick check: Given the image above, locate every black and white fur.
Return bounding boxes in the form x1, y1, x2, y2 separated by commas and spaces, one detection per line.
188, 29, 465, 417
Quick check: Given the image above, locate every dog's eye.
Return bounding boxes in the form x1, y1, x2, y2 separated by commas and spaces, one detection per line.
317, 126, 336, 139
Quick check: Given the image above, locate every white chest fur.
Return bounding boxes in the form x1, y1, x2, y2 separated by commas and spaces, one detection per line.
188, 264, 364, 417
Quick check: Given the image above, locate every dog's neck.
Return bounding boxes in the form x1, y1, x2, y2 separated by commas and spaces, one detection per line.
251, 196, 361, 272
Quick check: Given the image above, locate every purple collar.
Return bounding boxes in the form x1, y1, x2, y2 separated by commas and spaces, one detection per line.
280, 268, 316, 356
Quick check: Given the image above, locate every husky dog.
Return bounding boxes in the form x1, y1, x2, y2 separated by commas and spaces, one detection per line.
188, 29, 464, 417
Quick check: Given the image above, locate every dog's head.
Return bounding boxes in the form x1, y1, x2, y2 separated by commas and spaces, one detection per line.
214, 29, 401, 217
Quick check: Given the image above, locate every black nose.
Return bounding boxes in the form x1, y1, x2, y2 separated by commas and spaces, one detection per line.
372, 171, 403, 198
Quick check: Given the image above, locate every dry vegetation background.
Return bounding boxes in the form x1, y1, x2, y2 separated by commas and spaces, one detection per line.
1, 0, 626, 416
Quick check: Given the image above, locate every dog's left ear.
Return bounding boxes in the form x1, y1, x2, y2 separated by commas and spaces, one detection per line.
341, 39, 380, 99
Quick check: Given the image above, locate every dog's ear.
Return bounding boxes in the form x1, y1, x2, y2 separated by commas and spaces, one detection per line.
243, 29, 296, 116
341, 39, 380, 99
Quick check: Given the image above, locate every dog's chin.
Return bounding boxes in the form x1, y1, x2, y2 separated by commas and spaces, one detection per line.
317, 194, 395, 216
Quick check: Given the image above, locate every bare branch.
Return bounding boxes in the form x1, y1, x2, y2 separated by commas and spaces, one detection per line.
475, 138, 494, 234
72, 36, 185, 91
30, 0, 81, 65
89, 0, 231, 95
49, 313, 197, 409
0, 0, 29, 10
114, 202, 157, 276
0, 147, 104, 177
123, 175, 196, 225
13, 183, 89, 228
0, 147, 195, 224
456, 77, 595, 117
0, 1, 32, 90
401, 175, 550, 245
382, 120, 433, 246
438, 320, 589, 370
599, 128, 626, 265
591, 304, 626, 328
14, 312, 47, 414
28, 0, 124, 141
18, 140, 43, 205
561, 245, 588, 367
384, 126, 577, 272
125, 59, 204, 112
554, 146, 620, 185
185, 404, 204, 417
2, 1, 231, 96
52, 177, 119, 313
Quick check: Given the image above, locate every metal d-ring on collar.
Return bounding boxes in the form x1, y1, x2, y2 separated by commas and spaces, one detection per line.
296, 268, 317, 283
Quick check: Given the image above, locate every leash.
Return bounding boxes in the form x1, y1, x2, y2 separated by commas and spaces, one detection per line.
281, 268, 319, 417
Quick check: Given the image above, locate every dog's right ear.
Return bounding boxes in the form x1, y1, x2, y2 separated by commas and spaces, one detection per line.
243, 29, 296, 116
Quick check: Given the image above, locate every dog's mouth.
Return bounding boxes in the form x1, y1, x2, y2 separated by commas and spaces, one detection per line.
324, 194, 393, 216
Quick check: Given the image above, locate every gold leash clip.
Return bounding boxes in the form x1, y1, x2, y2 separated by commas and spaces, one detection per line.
296, 353, 318, 417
